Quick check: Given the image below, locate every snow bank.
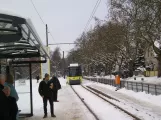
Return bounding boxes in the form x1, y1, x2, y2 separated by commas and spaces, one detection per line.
85, 75, 115, 79
119, 88, 161, 106
104, 75, 115, 79
125, 76, 161, 84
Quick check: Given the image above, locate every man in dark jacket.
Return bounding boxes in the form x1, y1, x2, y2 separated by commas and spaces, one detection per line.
49, 75, 61, 102
38, 73, 56, 118
0, 74, 11, 120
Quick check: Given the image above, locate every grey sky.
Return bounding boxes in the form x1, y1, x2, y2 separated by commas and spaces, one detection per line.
0, 0, 108, 56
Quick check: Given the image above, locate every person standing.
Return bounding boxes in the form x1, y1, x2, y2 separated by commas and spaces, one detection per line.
4, 74, 19, 120
0, 74, 10, 120
115, 74, 120, 91
3, 86, 18, 120
36, 75, 40, 83
49, 75, 61, 102
38, 73, 56, 118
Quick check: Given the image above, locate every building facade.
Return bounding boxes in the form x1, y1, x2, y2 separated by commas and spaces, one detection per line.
145, 46, 158, 71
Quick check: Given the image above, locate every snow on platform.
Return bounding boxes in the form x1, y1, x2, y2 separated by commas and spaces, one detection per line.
84, 81, 161, 120
16, 78, 95, 120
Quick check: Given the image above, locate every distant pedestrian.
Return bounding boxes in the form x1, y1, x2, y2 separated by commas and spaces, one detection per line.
49, 75, 61, 102
36, 75, 40, 83
115, 74, 120, 91
38, 73, 56, 118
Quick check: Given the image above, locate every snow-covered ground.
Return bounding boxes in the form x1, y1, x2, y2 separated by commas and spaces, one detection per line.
15, 78, 161, 120
72, 85, 132, 120
83, 80, 161, 120
83, 80, 161, 107
16, 78, 95, 120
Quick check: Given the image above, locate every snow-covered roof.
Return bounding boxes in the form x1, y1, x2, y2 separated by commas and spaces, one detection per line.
136, 67, 146, 72
0, 9, 25, 19
0, 10, 49, 59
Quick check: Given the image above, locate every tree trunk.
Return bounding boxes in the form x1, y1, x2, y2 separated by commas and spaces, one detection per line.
157, 54, 161, 77
88, 65, 90, 76
105, 63, 108, 75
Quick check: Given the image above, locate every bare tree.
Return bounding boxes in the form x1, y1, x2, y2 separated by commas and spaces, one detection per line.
111, 0, 161, 77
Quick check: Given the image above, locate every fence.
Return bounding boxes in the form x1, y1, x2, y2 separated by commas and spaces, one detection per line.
84, 77, 161, 95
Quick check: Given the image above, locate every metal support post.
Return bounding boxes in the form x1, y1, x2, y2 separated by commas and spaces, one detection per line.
46, 24, 48, 47
63, 51, 65, 79
29, 63, 33, 116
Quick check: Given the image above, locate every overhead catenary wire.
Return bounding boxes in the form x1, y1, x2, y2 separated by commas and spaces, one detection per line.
30, 0, 45, 25
83, 0, 101, 33
30, 0, 55, 42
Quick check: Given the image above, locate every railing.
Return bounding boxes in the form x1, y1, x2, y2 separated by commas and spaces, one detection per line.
84, 77, 161, 95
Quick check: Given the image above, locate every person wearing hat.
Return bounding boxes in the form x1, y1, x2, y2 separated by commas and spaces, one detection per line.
38, 73, 56, 118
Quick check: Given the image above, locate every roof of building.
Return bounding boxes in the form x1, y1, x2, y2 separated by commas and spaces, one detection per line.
0, 11, 49, 59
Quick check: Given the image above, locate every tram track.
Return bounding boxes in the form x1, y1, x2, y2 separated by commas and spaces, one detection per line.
71, 85, 99, 120
85, 85, 156, 119
81, 85, 141, 120
71, 85, 141, 120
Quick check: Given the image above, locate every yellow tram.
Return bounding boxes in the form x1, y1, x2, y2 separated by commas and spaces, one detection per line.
67, 63, 82, 85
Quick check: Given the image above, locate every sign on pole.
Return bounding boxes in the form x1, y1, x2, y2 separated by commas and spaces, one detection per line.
41, 47, 50, 79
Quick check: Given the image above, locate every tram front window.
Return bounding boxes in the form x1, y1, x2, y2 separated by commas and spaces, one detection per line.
68, 67, 81, 77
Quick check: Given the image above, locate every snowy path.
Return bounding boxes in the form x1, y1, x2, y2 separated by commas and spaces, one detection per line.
86, 83, 161, 120
72, 85, 133, 120
16, 78, 95, 120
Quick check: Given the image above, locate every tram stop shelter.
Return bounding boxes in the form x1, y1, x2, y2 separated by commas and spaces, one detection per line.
0, 11, 50, 117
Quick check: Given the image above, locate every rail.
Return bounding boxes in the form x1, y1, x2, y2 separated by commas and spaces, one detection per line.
70, 85, 99, 120
81, 85, 141, 120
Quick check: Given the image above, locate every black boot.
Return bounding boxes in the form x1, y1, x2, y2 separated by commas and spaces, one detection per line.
51, 114, 56, 117
43, 114, 47, 118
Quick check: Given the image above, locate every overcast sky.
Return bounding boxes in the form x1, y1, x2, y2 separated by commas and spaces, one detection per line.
0, 0, 108, 56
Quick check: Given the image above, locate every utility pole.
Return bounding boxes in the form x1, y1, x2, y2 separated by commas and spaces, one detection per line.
63, 51, 65, 79
46, 24, 48, 47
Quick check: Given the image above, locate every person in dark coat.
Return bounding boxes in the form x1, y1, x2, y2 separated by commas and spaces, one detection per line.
49, 75, 61, 102
0, 74, 11, 120
38, 73, 56, 118
3, 86, 18, 120
5, 74, 19, 120
36, 75, 40, 83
